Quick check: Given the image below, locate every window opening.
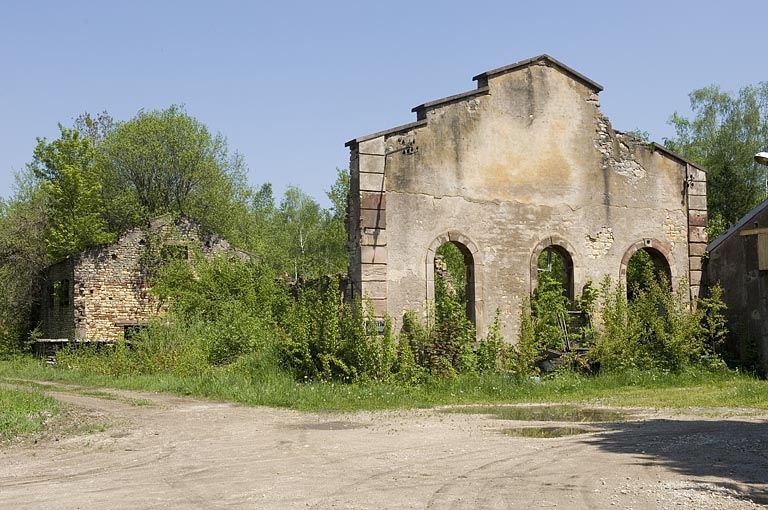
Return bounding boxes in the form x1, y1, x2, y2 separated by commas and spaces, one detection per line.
536, 247, 574, 303
161, 244, 189, 261
626, 248, 671, 301
434, 241, 475, 325
53, 279, 70, 307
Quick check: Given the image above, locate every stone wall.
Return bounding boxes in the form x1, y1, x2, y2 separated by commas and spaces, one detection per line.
40, 216, 245, 342
346, 55, 707, 341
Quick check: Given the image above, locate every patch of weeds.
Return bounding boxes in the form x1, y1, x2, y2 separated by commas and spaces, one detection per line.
71, 389, 119, 399
72, 389, 151, 407
4, 379, 152, 407
41, 405, 112, 440
294, 421, 366, 431
0, 387, 61, 442
501, 426, 595, 438
442, 404, 629, 422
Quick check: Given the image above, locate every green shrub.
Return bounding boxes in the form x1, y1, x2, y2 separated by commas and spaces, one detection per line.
509, 296, 540, 376
395, 311, 429, 384
589, 275, 727, 373
428, 290, 476, 376
531, 271, 570, 352
476, 310, 504, 372
276, 276, 403, 383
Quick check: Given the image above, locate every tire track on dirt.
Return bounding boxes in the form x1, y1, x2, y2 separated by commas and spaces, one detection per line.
2, 383, 766, 509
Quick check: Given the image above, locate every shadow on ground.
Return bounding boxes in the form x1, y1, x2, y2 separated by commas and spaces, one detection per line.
584, 418, 768, 505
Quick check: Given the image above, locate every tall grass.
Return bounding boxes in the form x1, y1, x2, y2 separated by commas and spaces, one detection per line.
3, 356, 766, 412
0, 385, 61, 441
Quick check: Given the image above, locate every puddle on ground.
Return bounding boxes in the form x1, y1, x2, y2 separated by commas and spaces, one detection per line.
441, 404, 628, 423
296, 421, 365, 431
501, 426, 595, 438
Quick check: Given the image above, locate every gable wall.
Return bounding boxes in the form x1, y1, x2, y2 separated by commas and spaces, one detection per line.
348, 60, 705, 340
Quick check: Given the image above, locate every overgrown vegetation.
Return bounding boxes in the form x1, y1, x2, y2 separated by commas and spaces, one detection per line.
0, 107, 347, 354
0, 95, 764, 446
0, 386, 61, 441
37, 224, 730, 393
0, 251, 756, 443
665, 82, 768, 239
589, 275, 727, 373
3, 358, 767, 414
50, 255, 517, 385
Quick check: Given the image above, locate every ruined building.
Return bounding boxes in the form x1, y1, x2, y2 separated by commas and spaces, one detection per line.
345, 55, 707, 340
38, 216, 247, 343
706, 200, 768, 373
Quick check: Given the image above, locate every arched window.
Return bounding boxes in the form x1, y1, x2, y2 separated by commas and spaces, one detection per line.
426, 232, 482, 332
626, 247, 671, 300
434, 241, 475, 324
536, 246, 575, 303
530, 237, 577, 306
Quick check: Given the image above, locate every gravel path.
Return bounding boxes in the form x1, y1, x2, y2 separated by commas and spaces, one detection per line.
1, 383, 766, 509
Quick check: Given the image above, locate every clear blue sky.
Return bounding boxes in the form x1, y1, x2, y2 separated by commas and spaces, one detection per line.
1, 0, 765, 206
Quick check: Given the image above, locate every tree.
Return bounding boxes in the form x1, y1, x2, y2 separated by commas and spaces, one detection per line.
97, 105, 249, 236
240, 176, 347, 279
665, 84, 768, 238
29, 125, 113, 260
0, 186, 49, 353
326, 167, 349, 222
277, 186, 326, 279
322, 168, 350, 274
73, 111, 114, 146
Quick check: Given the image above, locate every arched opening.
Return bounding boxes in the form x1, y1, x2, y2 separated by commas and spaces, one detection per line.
535, 246, 575, 304
434, 241, 475, 325
626, 247, 671, 301
529, 242, 586, 356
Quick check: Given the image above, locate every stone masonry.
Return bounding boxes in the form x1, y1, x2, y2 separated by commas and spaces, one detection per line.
39, 216, 247, 342
346, 55, 708, 341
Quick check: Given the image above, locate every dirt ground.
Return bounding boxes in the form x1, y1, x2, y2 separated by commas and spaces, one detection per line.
1, 383, 766, 509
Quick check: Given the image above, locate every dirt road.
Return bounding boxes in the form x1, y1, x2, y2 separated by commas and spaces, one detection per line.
1, 384, 766, 509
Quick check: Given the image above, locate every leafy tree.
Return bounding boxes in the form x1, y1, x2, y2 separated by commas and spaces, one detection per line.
237, 174, 347, 279
0, 187, 49, 353
665, 84, 768, 238
1, 103, 352, 351
73, 111, 114, 146
277, 186, 326, 279
238, 182, 278, 258
29, 126, 113, 260
320, 168, 350, 275
326, 167, 349, 221
96, 105, 249, 236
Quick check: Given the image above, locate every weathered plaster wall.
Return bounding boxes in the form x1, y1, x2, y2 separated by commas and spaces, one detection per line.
347, 55, 706, 341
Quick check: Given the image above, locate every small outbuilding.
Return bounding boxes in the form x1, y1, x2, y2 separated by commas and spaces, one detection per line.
37, 215, 246, 345
706, 200, 768, 373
